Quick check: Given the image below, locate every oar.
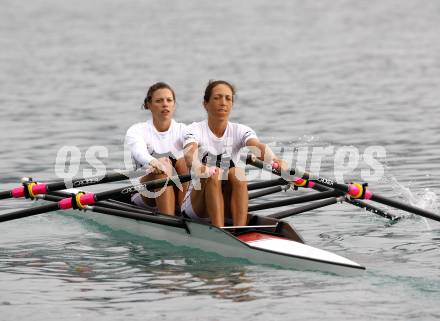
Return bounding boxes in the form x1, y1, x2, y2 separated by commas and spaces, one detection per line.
249, 190, 340, 212
36, 192, 187, 228
247, 178, 397, 221
40, 192, 155, 216
38, 192, 186, 228
248, 185, 289, 200
244, 155, 398, 221
0, 169, 143, 200
0, 174, 191, 223
244, 155, 438, 222
268, 197, 345, 219
245, 176, 393, 218
309, 179, 397, 221
247, 178, 286, 191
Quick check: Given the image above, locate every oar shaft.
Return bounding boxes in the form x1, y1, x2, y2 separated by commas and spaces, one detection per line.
249, 190, 339, 212
0, 203, 60, 222
371, 194, 440, 222
89, 205, 186, 228
0, 191, 12, 200
312, 181, 398, 221
0, 170, 138, 200
95, 174, 192, 201
269, 197, 340, 219
343, 197, 398, 221
0, 174, 192, 223
248, 185, 285, 200
41, 193, 154, 216
246, 155, 440, 222
243, 155, 411, 221
45, 171, 132, 191
247, 178, 286, 191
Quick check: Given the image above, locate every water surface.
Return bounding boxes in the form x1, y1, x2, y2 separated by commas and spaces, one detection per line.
1, 0, 440, 320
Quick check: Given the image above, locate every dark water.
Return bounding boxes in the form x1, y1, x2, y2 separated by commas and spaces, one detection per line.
1, 0, 440, 320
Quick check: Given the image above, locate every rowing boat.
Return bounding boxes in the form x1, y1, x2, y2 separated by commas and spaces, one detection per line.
4, 158, 439, 276
54, 189, 365, 276
7, 157, 438, 277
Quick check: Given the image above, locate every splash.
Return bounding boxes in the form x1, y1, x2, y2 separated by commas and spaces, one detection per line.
384, 174, 439, 229
415, 189, 439, 211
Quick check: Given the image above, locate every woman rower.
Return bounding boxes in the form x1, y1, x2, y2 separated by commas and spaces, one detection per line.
182, 80, 284, 227
125, 82, 188, 215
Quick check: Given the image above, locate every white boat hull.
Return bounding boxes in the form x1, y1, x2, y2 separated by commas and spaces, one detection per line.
73, 210, 365, 276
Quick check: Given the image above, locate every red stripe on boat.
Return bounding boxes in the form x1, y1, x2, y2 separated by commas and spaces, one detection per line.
237, 232, 285, 243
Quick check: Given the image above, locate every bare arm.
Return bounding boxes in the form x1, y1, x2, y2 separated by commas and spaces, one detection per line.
183, 142, 201, 170
246, 138, 275, 161
184, 143, 219, 177
246, 138, 287, 169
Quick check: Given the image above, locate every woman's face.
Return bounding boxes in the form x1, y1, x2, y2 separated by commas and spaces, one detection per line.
203, 84, 233, 121
147, 88, 176, 122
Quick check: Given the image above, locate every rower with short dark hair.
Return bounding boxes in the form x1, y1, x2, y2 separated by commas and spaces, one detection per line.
182, 80, 285, 227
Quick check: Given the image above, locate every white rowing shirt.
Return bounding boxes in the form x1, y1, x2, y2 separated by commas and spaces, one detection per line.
183, 120, 258, 166
125, 119, 186, 168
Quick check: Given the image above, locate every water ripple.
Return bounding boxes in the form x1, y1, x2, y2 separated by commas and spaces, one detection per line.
2, 0, 440, 320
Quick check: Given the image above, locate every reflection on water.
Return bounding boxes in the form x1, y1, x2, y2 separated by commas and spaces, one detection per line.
0, 231, 262, 303
1, 206, 440, 319
1, 0, 440, 319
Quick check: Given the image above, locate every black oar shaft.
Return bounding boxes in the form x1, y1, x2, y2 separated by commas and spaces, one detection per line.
42, 193, 154, 216
45, 171, 131, 191
249, 190, 339, 212
314, 179, 439, 221
247, 178, 286, 191
269, 197, 340, 219
95, 174, 192, 201
371, 194, 440, 222
0, 203, 60, 222
343, 197, 398, 221
0, 191, 12, 200
90, 205, 186, 228
244, 155, 411, 221
0, 170, 138, 200
0, 174, 192, 223
312, 181, 398, 221
248, 186, 285, 200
